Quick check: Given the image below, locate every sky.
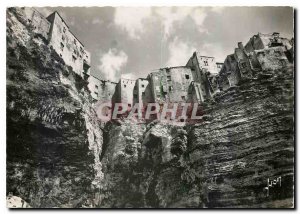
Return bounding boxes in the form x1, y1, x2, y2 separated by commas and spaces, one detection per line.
37, 6, 294, 82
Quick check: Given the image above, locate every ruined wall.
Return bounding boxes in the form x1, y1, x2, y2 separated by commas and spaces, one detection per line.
47, 12, 91, 78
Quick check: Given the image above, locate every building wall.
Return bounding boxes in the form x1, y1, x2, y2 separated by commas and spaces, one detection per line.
186, 53, 215, 100
254, 46, 291, 71
88, 76, 117, 102
147, 67, 194, 104
22, 7, 50, 40
113, 78, 136, 107
47, 12, 91, 78
133, 78, 149, 106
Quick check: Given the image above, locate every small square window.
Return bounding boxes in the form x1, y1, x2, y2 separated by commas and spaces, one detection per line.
185, 74, 190, 79
124, 85, 126, 88
142, 84, 145, 88
95, 85, 98, 89
169, 86, 172, 91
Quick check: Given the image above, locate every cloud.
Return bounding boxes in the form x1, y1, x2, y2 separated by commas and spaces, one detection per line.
98, 48, 128, 81
166, 37, 196, 67
121, 73, 137, 80
201, 43, 226, 63
155, 7, 208, 39
114, 7, 152, 39
92, 18, 103, 25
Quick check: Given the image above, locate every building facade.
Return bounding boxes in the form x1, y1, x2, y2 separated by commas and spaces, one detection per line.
22, 7, 51, 40
88, 75, 117, 102
47, 12, 91, 79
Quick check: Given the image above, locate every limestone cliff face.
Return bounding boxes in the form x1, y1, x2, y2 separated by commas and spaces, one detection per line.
6, 7, 294, 208
98, 69, 294, 208
6, 8, 103, 208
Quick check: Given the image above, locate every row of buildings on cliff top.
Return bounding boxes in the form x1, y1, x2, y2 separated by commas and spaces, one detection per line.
22, 8, 294, 108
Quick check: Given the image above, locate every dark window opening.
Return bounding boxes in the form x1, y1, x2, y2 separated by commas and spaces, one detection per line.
169, 86, 172, 91
128, 104, 131, 107
167, 76, 171, 81
63, 27, 66, 33
142, 84, 145, 88
124, 85, 126, 88
181, 96, 186, 101
60, 42, 64, 51
185, 74, 190, 79
95, 85, 98, 89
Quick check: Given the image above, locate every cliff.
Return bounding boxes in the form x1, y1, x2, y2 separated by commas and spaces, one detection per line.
6, 8, 103, 208
6, 7, 294, 208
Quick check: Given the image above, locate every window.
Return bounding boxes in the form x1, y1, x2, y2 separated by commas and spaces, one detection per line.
128, 104, 131, 107
124, 85, 126, 88
63, 27, 66, 33
95, 92, 98, 96
185, 74, 190, 79
72, 55, 76, 62
169, 86, 172, 91
62, 35, 65, 41
167, 75, 171, 81
181, 96, 186, 101
80, 46, 84, 52
60, 42, 64, 51
142, 84, 145, 88
74, 39, 77, 45
95, 85, 98, 89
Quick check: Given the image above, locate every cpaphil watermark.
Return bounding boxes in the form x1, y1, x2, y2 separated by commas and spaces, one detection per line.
94, 101, 205, 125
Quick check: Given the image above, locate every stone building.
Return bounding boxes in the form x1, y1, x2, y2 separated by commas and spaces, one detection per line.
254, 46, 291, 71
112, 78, 136, 108
244, 32, 292, 53
88, 75, 117, 102
47, 12, 91, 79
133, 78, 149, 106
22, 7, 51, 40
186, 52, 216, 101
144, 66, 194, 105
218, 33, 294, 91
21, 8, 92, 80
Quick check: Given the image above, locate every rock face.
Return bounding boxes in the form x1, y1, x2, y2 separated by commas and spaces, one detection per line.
6, 7, 294, 208
7, 8, 103, 208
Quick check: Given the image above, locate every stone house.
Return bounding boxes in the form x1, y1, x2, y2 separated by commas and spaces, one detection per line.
112, 78, 136, 108
254, 46, 291, 71
133, 78, 149, 107
47, 12, 91, 79
22, 7, 51, 40
21, 8, 92, 80
144, 66, 194, 105
88, 75, 117, 102
186, 52, 216, 101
